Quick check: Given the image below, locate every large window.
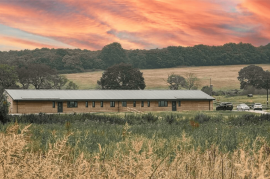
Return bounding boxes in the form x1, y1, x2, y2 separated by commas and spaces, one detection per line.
122, 101, 127, 107
92, 101, 95, 107
100, 101, 103, 107
85, 101, 88, 107
158, 101, 168, 107
133, 101, 136, 107
67, 101, 78, 108
141, 101, 144, 107
147, 101, 150, 107
52, 101, 55, 108
110, 101, 115, 107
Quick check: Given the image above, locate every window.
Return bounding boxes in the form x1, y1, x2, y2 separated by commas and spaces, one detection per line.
52, 101, 55, 108
100, 101, 103, 107
133, 101, 136, 107
85, 101, 88, 107
147, 101, 150, 107
158, 101, 168, 107
110, 101, 115, 107
122, 101, 127, 107
67, 101, 78, 108
141, 101, 144, 107
178, 101, 181, 107
92, 101, 95, 107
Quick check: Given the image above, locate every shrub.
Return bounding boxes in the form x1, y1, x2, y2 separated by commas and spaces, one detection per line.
201, 85, 212, 95
0, 91, 9, 124
165, 114, 176, 124
142, 113, 158, 123
193, 113, 210, 123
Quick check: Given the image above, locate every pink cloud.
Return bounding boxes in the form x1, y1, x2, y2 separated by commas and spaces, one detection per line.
0, 35, 62, 49
0, 0, 269, 51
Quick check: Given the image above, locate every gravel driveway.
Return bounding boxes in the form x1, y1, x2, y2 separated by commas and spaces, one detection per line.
233, 110, 268, 114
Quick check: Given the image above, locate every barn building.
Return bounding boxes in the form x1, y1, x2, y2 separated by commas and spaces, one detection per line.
4, 89, 215, 114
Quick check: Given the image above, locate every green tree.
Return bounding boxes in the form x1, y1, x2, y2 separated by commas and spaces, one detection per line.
0, 87, 9, 124
65, 81, 78, 90
185, 73, 200, 90
17, 67, 31, 89
50, 75, 68, 89
97, 63, 146, 90
128, 50, 147, 68
26, 64, 57, 89
62, 54, 83, 72
237, 65, 265, 89
0, 64, 18, 89
99, 42, 128, 68
18, 65, 71, 89
167, 73, 186, 90
201, 86, 212, 95
238, 65, 270, 104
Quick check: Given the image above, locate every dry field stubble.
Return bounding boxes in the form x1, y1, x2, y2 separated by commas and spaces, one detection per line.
64, 64, 270, 90
1, 123, 270, 178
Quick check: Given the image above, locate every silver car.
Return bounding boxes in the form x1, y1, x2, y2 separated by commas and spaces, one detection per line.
252, 103, 263, 110
237, 103, 250, 111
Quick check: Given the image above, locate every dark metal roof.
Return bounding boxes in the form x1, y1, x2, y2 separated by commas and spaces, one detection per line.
5, 89, 215, 101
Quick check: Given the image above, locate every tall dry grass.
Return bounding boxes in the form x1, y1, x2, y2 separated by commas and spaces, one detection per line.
1, 123, 270, 178
64, 64, 270, 90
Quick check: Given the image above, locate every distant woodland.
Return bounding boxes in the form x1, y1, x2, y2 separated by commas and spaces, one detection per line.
1, 42, 270, 74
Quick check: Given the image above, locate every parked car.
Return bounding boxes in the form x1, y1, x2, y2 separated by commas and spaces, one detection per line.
251, 103, 263, 110
216, 102, 233, 111
237, 103, 250, 111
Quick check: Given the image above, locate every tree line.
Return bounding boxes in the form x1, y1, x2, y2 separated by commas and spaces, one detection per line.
0, 64, 78, 90
1, 42, 270, 73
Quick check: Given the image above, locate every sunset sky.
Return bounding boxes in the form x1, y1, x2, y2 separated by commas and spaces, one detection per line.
0, 0, 269, 51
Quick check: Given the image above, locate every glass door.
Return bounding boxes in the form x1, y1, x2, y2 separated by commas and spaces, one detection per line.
58, 102, 63, 113
172, 101, 176, 111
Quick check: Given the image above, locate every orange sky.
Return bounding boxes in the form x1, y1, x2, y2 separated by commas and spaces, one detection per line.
0, 0, 269, 51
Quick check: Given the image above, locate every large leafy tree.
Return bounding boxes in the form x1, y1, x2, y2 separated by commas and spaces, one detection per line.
167, 73, 186, 90
17, 67, 32, 89
18, 64, 57, 89
237, 65, 265, 89
99, 42, 128, 68
50, 75, 69, 89
0, 64, 18, 89
97, 63, 146, 90
18, 64, 73, 89
238, 65, 270, 104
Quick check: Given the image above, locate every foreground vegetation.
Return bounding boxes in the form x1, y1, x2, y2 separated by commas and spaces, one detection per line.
1, 112, 270, 178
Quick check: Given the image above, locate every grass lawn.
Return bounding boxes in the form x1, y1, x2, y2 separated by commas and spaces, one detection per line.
214, 95, 270, 108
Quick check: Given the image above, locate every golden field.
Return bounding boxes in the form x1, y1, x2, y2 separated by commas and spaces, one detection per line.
1, 123, 270, 178
64, 64, 270, 90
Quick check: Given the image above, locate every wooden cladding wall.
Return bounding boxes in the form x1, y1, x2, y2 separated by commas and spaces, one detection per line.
9, 100, 213, 114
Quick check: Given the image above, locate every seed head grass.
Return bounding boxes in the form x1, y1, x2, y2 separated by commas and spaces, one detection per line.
1, 122, 270, 178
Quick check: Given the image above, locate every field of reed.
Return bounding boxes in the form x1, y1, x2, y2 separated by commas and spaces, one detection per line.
1, 112, 270, 178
